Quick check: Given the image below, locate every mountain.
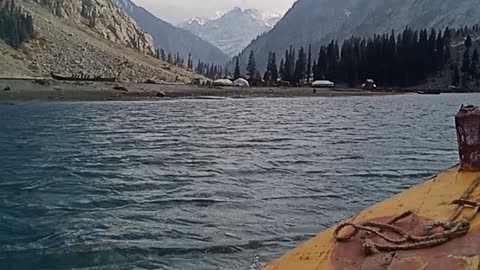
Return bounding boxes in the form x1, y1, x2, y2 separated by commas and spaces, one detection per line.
179, 7, 281, 57
35, 0, 155, 54
235, 0, 480, 72
0, 0, 201, 82
113, 0, 229, 65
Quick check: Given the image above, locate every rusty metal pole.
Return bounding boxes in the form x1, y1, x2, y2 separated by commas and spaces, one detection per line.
456, 105, 480, 171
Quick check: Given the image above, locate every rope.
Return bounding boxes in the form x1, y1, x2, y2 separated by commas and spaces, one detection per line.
333, 177, 480, 255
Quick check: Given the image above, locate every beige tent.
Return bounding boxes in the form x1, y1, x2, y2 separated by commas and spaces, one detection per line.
213, 79, 233, 86
233, 78, 250, 87
312, 80, 335, 88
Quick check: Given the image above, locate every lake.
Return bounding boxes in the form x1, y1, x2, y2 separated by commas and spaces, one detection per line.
0, 94, 478, 270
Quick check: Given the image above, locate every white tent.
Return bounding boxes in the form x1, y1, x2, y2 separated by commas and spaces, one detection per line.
233, 78, 250, 88
312, 80, 335, 88
213, 79, 233, 87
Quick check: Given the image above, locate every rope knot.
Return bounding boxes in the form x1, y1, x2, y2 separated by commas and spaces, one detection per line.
362, 239, 379, 255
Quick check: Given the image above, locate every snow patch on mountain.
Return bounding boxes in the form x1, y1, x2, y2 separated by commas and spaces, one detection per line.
179, 7, 282, 56
188, 17, 207, 25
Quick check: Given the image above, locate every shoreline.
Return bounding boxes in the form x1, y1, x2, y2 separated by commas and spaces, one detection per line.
0, 78, 404, 102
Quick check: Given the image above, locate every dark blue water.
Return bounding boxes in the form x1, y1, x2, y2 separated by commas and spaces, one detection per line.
0, 94, 478, 270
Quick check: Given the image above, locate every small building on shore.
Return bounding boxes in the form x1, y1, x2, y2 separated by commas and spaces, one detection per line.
362, 79, 377, 90
312, 80, 335, 88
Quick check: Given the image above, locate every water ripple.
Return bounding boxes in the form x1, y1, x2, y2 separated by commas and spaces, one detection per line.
0, 94, 476, 270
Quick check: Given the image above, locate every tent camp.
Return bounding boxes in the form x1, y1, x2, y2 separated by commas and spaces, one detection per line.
213, 79, 233, 87
312, 80, 335, 88
233, 78, 250, 88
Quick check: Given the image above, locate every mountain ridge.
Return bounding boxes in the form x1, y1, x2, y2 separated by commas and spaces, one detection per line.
179, 7, 281, 57
234, 0, 480, 72
113, 0, 230, 65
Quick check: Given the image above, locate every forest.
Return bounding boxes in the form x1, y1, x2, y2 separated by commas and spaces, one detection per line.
237, 25, 480, 88
0, 0, 34, 48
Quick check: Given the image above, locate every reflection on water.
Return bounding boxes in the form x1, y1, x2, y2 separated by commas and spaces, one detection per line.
0, 94, 477, 270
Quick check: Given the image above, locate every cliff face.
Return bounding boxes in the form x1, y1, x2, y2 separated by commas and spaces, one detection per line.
33, 0, 154, 55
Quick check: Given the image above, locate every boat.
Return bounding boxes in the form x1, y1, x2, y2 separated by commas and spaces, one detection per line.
263, 105, 480, 270
50, 72, 116, 82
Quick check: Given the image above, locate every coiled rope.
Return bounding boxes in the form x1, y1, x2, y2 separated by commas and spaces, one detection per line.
334, 177, 480, 255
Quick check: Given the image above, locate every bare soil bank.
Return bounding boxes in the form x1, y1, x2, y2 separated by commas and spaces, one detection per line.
0, 78, 399, 102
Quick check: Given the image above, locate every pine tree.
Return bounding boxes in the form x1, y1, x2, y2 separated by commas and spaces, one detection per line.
196, 59, 201, 73
234, 57, 241, 79
316, 46, 327, 80
271, 52, 279, 82
254, 71, 262, 81
452, 64, 460, 87
265, 52, 272, 81
435, 31, 445, 68
283, 49, 291, 82
472, 48, 479, 81
246, 50, 257, 80
167, 53, 173, 64
443, 27, 452, 62
160, 49, 166, 61
312, 61, 317, 81
263, 70, 271, 82
465, 35, 473, 49
294, 46, 306, 85
187, 53, 192, 70
462, 47, 471, 86
306, 44, 312, 82
290, 47, 296, 83
279, 58, 285, 80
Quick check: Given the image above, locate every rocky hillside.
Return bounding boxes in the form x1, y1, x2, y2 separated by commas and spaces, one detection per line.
0, 0, 201, 82
33, 0, 154, 54
235, 0, 480, 72
113, 0, 230, 65
179, 7, 281, 57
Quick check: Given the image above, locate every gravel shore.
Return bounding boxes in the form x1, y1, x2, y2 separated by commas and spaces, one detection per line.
0, 78, 398, 102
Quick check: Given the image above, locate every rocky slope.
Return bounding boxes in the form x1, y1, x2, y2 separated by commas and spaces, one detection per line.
0, 0, 200, 82
113, 0, 230, 65
235, 0, 480, 72
33, 0, 154, 54
179, 7, 281, 57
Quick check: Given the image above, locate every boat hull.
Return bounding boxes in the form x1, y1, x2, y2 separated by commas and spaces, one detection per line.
262, 166, 480, 270
51, 73, 116, 82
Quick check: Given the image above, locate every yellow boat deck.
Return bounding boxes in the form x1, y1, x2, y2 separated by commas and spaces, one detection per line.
263, 166, 480, 270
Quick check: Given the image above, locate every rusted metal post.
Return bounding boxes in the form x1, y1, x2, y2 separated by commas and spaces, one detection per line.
456, 105, 480, 171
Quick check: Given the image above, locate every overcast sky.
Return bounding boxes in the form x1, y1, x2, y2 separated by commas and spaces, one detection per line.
132, 0, 297, 24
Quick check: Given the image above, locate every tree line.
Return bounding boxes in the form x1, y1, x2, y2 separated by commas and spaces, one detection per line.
239, 25, 480, 88
154, 48, 225, 79
455, 34, 480, 88
0, 0, 34, 49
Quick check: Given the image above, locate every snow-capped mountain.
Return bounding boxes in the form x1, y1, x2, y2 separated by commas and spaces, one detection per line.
179, 7, 282, 57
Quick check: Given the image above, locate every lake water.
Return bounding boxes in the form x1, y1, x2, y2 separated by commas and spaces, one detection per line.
0, 94, 479, 270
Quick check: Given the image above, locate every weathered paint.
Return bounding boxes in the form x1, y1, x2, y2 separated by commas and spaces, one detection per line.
262, 167, 480, 270
448, 256, 480, 270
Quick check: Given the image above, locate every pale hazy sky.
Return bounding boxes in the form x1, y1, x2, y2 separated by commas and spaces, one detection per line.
132, 0, 297, 24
